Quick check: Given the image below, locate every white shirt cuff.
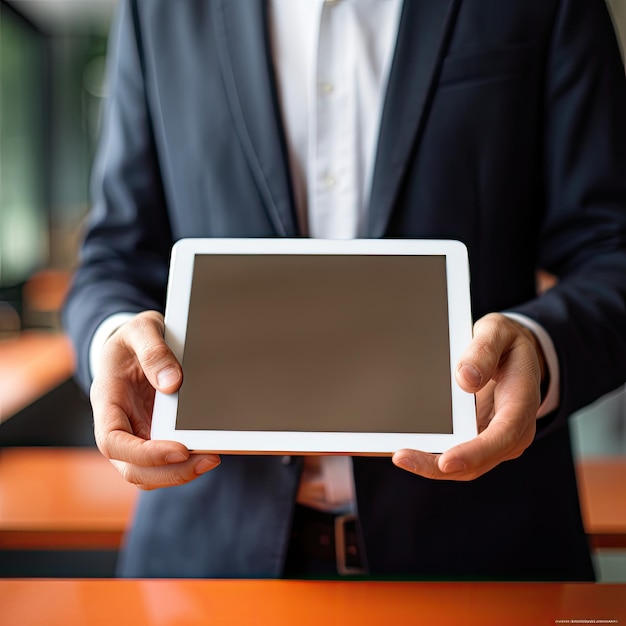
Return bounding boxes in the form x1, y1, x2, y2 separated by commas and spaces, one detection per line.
89, 312, 138, 379
502, 312, 560, 418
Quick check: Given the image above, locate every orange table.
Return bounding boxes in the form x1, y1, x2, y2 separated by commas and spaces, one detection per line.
0, 331, 75, 422
577, 458, 626, 549
0, 448, 137, 549
0, 448, 624, 551
0, 580, 624, 626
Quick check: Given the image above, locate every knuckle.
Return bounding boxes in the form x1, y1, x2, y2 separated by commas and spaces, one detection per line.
137, 310, 165, 326
506, 432, 533, 460
520, 425, 536, 451
475, 313, 516, 350
119, 463, 142, 486
475, 312, 505, 334
139, 342, 172, 370
94, 427, 118, 461
95, 434, 112, 460
89, 379, 106, 406
167, 469, 194, 487
503, 429, 523, 455
471, 341, 497, 365
105, 429, 125, 458
502, 421, 534, 460
131, 312, 164, 338
459, 471, 480, 482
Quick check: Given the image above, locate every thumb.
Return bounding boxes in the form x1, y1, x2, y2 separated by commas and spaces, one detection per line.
455, 313, 517, 393
117, 311, 183, 394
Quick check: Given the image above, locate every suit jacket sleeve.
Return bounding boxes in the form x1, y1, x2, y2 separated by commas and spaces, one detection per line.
509, 0, 626, 432
63, 0, 173, 393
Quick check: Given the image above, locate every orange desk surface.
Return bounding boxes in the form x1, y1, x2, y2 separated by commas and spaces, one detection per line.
0, 580, 624, 626
0, 448, 137, 549
0, 331, 74, 422
577, 458, 626, 549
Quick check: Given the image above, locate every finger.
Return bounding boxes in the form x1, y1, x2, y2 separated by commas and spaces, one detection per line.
438, 414, 536, 476
111, 453, 221, 490
93, 387, 221, 486
99, 419, 191, 466
115, 311, 183, 394
454, 313, 520, 394
392, 450, 447, 480
443, 365, 538, 476
392, 418, 535, 481
90, 375, 187, 465
393, 448, 489, 481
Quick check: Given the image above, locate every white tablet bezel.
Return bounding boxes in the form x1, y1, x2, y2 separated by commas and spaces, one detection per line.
151, 238, 476, 454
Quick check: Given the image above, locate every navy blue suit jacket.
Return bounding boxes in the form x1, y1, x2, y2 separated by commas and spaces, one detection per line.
64, 0, 626, 580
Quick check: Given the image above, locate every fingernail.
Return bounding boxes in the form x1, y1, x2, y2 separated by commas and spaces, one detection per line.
442, 460, 467, 473
166, 452, 188, 464
459, 364, 482, 388
157, 367, 180, 388
195, 456, 221, 474
396, 456, 417, 473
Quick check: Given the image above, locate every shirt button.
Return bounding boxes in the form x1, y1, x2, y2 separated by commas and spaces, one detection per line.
323, 174, 337, 188
320, 81, 334, 95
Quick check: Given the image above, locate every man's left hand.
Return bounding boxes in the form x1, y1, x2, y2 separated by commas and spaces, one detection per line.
393, 312, 545, 481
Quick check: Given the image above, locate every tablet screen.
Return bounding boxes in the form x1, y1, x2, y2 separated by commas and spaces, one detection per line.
176, 253, 452, 434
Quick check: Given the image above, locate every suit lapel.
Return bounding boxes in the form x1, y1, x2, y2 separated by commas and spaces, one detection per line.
368, 0, 461, 238
212, 0, 298, 236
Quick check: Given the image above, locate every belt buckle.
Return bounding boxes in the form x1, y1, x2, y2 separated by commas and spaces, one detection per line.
334, 514, 366, 576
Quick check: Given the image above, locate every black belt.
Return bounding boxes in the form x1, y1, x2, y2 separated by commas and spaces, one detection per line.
285, 505, 367, 577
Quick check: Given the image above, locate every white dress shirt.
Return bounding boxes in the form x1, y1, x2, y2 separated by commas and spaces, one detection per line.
269, 0, 403, 240
90, 0, 560, 513
269, 0, 403, 511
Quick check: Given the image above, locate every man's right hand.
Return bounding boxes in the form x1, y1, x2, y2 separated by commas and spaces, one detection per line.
90, 310, 221, 489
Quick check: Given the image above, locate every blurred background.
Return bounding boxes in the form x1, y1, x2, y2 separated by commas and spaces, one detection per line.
0, 0, 113, 321
0, 0, 625, 580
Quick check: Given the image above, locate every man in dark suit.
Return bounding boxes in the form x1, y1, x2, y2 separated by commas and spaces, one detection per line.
64, 0, 626, 580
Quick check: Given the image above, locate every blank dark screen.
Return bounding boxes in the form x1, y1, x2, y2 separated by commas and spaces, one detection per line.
176, 254, 452, 433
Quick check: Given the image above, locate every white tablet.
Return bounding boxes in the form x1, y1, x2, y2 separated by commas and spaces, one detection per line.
151, 238, 477, 454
